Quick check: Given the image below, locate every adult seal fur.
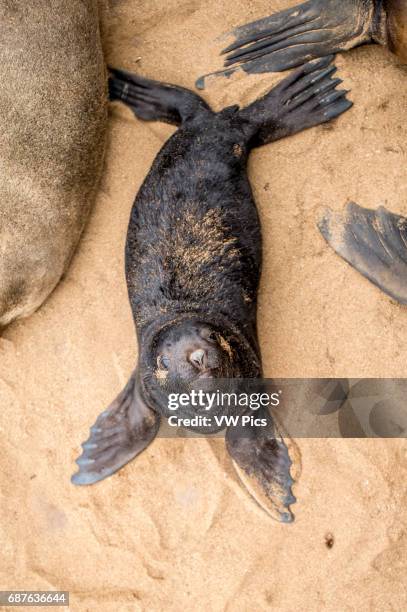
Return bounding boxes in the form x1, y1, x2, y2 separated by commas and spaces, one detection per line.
0, 0, 106, 329
197, 0, 407, 87
71, 58, 352, 521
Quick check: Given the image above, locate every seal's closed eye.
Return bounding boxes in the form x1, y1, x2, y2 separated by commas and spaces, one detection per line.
157, 355, 170, 370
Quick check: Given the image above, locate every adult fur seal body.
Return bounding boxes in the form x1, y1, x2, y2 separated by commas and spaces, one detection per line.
0, 0, 106, 329
197, 0, 407, 87
71, 58, 352, 521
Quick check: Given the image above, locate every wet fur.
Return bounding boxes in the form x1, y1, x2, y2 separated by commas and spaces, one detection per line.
0, 0, 107, 328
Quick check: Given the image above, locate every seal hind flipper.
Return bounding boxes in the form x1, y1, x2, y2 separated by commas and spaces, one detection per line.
318, 203, 407, 304
225, 407, 297, 522
109, 67, 210, 126
224, 0, 372, 75
196, 0, 374, 88
238, 56, 352, 146
71, 371, 160, 485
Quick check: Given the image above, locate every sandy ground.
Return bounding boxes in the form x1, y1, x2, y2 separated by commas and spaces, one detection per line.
1, 0, 407, 609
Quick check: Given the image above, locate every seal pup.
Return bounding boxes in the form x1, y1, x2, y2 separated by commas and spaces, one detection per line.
0, 0, 106, 329
71, 58, 352, 521
318, 203, 407, 304
196, 0, 407, 88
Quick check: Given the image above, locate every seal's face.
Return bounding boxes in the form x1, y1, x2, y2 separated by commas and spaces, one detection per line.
139, 317, 261, 423
154, 321, 231, 382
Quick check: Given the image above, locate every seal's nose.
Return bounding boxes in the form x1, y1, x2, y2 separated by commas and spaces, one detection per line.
189, 348, 206, 370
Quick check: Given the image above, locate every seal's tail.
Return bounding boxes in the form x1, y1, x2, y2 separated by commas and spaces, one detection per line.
237, 55, 352, 147
109, 67, 211, 126
318, 202, 407, 304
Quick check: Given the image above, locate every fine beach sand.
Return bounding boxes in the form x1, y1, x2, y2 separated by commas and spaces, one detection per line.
1, 0, 407, 609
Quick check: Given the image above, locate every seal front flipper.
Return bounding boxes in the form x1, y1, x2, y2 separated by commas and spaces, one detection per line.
226, 407, 297, 522
238, 57, 352, 146
71, 371, 160, 485
318, 203, 407, 304
109, 67, 210, 125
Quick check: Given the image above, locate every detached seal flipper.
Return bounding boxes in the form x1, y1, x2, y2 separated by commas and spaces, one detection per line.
71, 371, 160, 485
318, 203, 407, 304
109, 67, 210, 125
226, 407, 297, 522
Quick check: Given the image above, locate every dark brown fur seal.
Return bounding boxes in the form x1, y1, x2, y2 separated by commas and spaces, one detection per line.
197, 0, 407, 88
0, 0, 106, 329
71, 58, 352, 521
